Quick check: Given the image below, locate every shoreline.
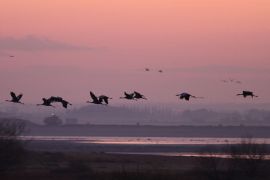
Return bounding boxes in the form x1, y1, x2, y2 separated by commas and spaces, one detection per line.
24, 124, 270, 138
23, 138, 270, 155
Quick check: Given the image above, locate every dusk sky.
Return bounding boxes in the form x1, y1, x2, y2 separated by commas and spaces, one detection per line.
0, 0, 270, 104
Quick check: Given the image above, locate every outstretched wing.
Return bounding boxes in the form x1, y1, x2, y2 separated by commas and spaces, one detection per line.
103, 98, 108, 104
124, 92, 132, 98
42, 98, 48, 103
135, 91, 147, 99
99, 96, 109, 104
90, 91, 99, 102
62, 102, 68, 108
133, 91, 142, 98
10, 92, 17, 100
61, 100, 71, 108
49, 96, 63, 103
134, 91, 141, 96
17, 94, 23, 101
179, 93, 191, 100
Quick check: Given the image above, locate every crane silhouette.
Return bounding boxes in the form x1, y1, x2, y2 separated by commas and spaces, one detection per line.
237, 91, 258, 98
99, 95, 112, 105
221, 78, 242, 84
87, 91, 112, 105
235, 80, 242, 84
60, 99, 72, 108
87, 91, 102, 104
50, 96, 72, 108
133, 91, 147, 100
120, 92, 136, 100
6, 92, 24, 104
37, 96, 72, 108
221, 80, 228, 83
145, 68, 150, 71
37, 98, 55, 107
176, 92, 203, 101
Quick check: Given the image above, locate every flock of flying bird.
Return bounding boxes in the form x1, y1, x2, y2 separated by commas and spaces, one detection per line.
3, 91, 149, 109
3, 89, 258, 109
1, 62, 258, 109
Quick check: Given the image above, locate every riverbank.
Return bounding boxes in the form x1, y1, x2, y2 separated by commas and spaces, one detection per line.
2, 151, 270, 180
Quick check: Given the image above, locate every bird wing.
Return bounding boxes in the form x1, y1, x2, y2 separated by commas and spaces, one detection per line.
61, 101, 68, 108
10, 92, 17, 100
134, 91, 142, 97
236, 81, 242, 84
184, 93, 203, 99
42, 98, 48, 103
17, 94, 23, 101
100, 96, 109, 104
90, 91, 99, 102
181, 93, 190, 97
49, 96, 63, 103
181, 93, 192, 100
134, 91, 140, 95
124, 92, 131, 97
135, 91, 146, 99
103, 98, 108, 104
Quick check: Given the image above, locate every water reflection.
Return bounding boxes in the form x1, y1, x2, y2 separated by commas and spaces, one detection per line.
108, 152, 270, 159
20, 136, 270, 145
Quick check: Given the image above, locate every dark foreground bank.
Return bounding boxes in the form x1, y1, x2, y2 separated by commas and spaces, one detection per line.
1, 151, 270, 180
2, 119, 270, 180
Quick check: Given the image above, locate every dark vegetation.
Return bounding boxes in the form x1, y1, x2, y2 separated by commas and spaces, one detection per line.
1, 149, 270, 180
43, 115, 63, 126
0, 119, 26, 172
197, 137, 269, 180
0, 118, 270, 179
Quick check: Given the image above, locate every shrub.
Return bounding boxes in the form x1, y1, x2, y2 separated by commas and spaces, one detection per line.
0, 119, 26, 172
43, 115, 63, 126
227, 137, 268, 178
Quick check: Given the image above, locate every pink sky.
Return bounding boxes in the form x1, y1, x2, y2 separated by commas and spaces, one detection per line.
0, 0, 270, 104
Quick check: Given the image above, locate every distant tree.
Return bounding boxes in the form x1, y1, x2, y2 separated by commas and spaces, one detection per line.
0, 118, 26, 171
65, 118, 78, 125
43, 115, 63, 126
